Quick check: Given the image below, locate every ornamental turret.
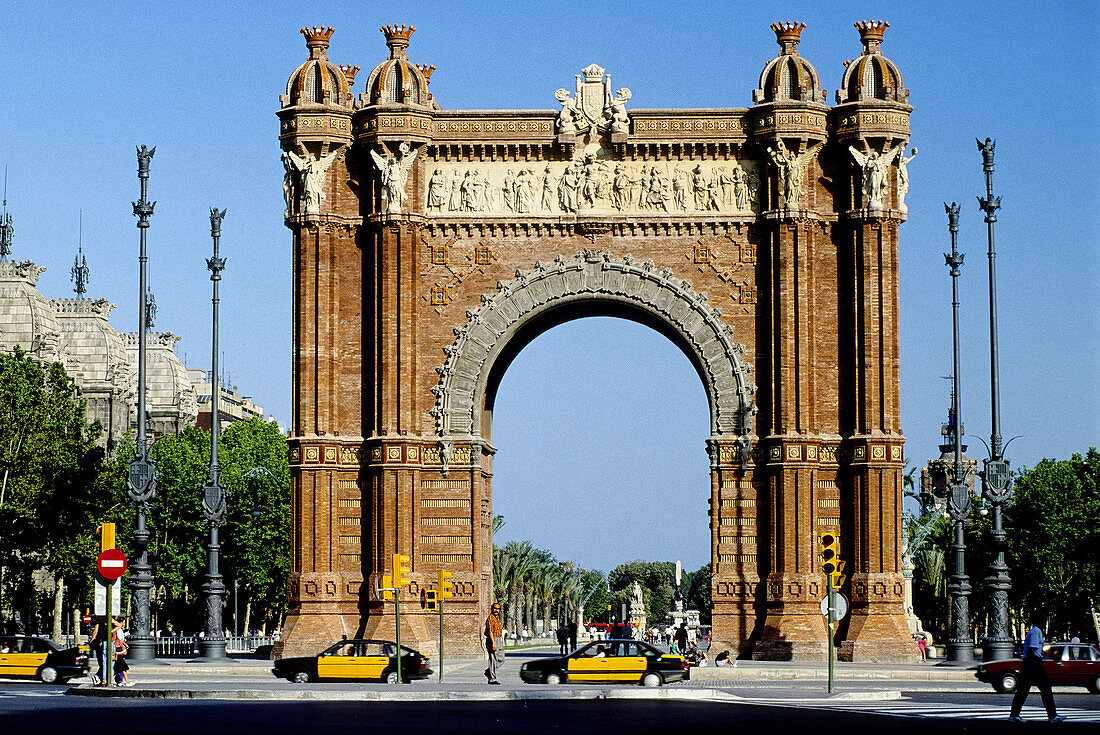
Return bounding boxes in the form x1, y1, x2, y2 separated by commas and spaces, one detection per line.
278, 26, 354, 220
750, 22, 829, 214
833, 20, 913, 215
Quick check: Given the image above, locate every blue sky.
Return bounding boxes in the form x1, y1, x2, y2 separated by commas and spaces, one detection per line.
2, 1, 1096, 572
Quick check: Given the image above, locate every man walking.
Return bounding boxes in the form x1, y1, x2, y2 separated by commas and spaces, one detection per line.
484, 602, 504, 685
1010, 622, 1064, 723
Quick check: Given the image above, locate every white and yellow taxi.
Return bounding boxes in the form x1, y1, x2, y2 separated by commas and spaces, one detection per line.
273, 639, 431, 683
519, 639, 685, 686
0, 635, 90, 684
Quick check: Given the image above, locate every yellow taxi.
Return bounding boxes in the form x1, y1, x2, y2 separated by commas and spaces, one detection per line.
0, 635, 90, 684
519, 639, 686, 686
273, 639, 431, 683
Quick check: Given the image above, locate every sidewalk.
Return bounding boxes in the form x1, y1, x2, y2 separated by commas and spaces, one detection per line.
67, 647, 975, 703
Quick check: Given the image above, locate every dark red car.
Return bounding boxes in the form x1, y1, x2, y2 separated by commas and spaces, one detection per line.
976, 642, 1100, 693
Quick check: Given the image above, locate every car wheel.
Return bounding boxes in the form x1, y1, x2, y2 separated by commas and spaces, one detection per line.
995, 672, 1018, 693
642, 673, 662, 688
38, 666, 59, 684
384, 669, 400, 685
1089, 673, 1100, 694
544, 672, 563, 685
292, 671, 310, 684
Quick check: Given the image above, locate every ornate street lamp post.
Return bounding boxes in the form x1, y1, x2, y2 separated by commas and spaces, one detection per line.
199, 208, 228, 660
126, 145, 157, 662
942, 202, 974, 664
976, 138, 1015, 662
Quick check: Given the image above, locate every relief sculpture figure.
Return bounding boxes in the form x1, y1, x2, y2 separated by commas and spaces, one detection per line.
733, 166, 749, 211
897, 146, 917, 213
768, 140, 823, 213
849, 143, 901, 211
607, 88, 632, 134
286, 148, 340, 215
672, 166, 688, 211
448, 170, 462, 211
370, 141, 417, 214
502, 169, 516, 212
427, 169, 447, 212
611, 165, 630, 211
539, 166, 555, 212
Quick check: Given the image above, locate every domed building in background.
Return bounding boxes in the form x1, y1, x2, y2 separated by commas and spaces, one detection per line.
54, 297, 133, 450
125, 331, 198, 441
0, 223, 217, 448
0, 259, 62, 366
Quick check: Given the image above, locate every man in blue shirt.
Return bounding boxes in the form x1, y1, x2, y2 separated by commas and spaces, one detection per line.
1009, 624, 1064, 722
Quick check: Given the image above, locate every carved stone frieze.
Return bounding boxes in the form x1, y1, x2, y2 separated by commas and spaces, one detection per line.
424, 146, 760, 218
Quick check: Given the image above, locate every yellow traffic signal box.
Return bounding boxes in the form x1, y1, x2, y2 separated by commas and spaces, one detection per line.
98, 522, 116, 552
437, 570, 454, 601
392, 554, 411, 588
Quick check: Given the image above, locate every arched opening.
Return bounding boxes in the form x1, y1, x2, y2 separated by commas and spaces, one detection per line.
487, 314, 712, 571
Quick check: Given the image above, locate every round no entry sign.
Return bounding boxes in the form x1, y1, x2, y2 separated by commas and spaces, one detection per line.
96, 549, 128, 580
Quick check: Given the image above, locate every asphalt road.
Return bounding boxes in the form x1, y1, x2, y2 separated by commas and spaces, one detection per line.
1, 680, 1098, 734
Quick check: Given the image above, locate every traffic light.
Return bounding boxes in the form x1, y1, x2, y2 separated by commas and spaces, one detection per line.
421, 589, 437, 611
437, 570, 454, 601
97, 522, 116, 552
820, 532, 846, 589
392, 553, 411, 588
380, 574, 395, 602
830, 560, 846, 590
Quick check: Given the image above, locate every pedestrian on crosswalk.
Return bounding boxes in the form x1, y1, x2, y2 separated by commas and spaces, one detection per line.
1009, 623, 1065, 723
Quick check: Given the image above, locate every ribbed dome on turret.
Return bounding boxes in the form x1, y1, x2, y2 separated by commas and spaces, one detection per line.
284, 26, 355, 107
837, 20, 908, 104
754, 22, 827, 104
364, 24, 431, 106
0, 259, 62, 365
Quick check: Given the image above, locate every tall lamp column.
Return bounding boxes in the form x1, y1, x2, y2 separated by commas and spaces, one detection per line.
199, 208, 228, 660
976, 138, 1015, 661
126, 145, 157, 662
943, 202, 974, 664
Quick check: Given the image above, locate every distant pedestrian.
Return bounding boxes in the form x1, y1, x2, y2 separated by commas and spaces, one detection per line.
917, 637, 927, 660
567, 621, 578, 652
1009, 623, 1064, 723
674, 622, 688, 655
556, 625, 568, 655
484, 602, 504, 685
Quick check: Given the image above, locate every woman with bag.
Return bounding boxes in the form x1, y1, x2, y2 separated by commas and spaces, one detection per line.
112, 616, 131, 686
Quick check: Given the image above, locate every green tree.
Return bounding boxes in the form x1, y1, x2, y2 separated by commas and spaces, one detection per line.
0, 348, 112, 634
217, 418, 291, 633
684, 563, 712, 624
139, 419, 290, 635
1006, 449, 1100, 638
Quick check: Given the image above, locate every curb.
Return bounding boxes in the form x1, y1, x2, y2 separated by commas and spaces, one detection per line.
66, 685, 742, 703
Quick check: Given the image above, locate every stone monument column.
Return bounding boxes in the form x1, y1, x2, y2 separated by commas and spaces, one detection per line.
832, 20, 917, 662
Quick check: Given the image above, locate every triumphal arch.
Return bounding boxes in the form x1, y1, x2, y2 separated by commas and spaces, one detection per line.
276, 19, 917, 661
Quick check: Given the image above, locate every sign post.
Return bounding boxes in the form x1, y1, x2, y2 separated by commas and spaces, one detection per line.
436, 570, 454, 683
96, 548, 128, 687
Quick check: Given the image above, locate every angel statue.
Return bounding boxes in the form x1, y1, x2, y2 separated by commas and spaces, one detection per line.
370, 141, 418, 214
897, 146, 917, 213
285, 149, 339, 215
768, 140, 823, 213
849, 143, 902, 211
